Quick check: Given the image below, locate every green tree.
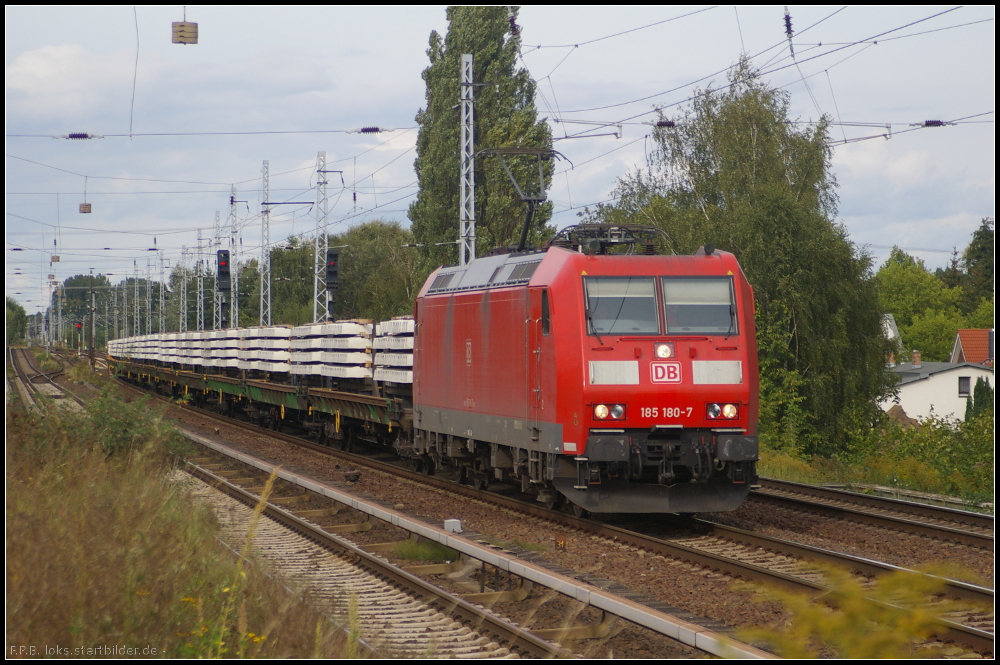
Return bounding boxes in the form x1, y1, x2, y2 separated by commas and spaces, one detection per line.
270, 237, 314, 326
904, 308, 967, 361
330, 220, 425, 321
962, 217, 994, 309
589, 58, 892, 455
408, 6, 553, 266
51, 274, 113, 348
6, 296, 28, 345
877, 247, 966, 361
965, 376, 994, 422
965, 295, 995, 330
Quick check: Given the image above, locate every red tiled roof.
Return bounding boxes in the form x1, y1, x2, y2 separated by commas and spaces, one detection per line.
955, 329, 992, 364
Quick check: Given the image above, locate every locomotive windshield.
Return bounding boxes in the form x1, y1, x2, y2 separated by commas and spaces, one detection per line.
584, 277, 659, 334
661, 277, 737, 335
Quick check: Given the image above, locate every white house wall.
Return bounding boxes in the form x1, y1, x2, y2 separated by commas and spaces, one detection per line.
880, 366, 994, 421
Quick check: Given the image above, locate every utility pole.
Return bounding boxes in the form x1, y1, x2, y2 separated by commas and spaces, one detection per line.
212, 210, 221, 330
89, 270, 95, 369
260, 160, 271, 326
313, 151, 330, 322
159, 251, 166, 333
196, 232, 205, 331
134, 263, 140, 337
179, 247, 188, 332
229, 186, 239, 329
145, 259, 152, 335
56, 285, 63, 346
122, 281, 128, 339
459, 53, 476, 266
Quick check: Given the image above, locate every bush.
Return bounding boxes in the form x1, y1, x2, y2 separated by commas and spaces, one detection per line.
737, 565, 976, 658
760, 406, 994, 505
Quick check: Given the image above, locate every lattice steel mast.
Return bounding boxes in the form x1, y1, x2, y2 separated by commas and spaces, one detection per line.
313, 151, 329, 322
459, 53, 476, 266
260, 160, 271, 326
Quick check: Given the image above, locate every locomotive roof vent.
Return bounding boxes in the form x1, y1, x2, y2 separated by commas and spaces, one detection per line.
427, 253, 543, 294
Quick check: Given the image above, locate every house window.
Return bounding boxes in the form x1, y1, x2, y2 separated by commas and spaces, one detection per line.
958, 376, 971, 397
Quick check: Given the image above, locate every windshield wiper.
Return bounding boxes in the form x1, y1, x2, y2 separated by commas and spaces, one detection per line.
587, 306, 605, 346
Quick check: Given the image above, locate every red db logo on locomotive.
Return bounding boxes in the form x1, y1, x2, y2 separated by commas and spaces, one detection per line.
651, 362, 682, 383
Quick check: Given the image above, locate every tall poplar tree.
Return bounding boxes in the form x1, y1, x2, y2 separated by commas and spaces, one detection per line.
409, 6, 553, 265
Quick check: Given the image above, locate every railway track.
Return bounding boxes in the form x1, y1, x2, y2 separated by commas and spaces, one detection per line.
113, 373, 993, 656
749, 478, 993, 549
180, 458, 562, 658
181, 432, 771, 658
7, 346, 83, 412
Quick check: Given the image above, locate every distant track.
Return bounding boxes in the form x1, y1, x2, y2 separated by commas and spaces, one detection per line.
750, 478, 993, 549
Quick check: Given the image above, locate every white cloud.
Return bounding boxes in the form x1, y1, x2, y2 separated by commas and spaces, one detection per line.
6, 44, 135, 121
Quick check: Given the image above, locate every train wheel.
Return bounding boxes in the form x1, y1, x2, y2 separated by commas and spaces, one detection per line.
472, 474, 488, 491
572, 503, 589, 519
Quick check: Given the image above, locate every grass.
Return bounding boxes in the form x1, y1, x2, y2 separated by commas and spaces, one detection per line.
393, 539, 459, 562
6, 389, 355, 658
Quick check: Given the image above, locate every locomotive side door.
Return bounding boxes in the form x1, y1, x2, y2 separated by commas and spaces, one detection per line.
527, 287, 545, 441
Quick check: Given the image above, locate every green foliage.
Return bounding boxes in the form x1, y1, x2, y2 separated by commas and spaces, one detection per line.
589, 58, 892, 455
761, 404, 995, 504
905, 308, 968, 361
965, 376, 994, 421
965, 296, 995, 329
409, 6, 553, 266
6, 296, 28, 344
961, 217, 994, 309
877, 247, 967, 360
330, 220, 426, 321
738, 566, 963, 658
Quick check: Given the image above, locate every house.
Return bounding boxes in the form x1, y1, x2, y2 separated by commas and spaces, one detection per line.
880, 352, 994, 422
949, 329, 995, 366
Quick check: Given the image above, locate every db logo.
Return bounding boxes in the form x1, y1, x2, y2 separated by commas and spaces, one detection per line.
651, 362, 682, 383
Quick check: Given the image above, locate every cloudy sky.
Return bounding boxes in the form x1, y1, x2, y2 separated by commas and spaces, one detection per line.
6, 5, 994, 315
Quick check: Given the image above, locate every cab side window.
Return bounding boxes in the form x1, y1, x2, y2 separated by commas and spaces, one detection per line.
541, 289, 550, 335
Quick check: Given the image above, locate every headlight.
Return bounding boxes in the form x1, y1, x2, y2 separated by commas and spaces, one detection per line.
594, 404, 626, 420
654, 342, 675, 359
707, 403, 739, 419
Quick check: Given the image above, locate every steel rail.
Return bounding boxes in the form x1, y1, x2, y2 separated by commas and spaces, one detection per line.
183, 458, 570, 659
751, 478, 993, 549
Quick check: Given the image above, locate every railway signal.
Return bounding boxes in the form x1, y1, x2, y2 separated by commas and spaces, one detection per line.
216, 250, 231, 292
325, 250, 339, 294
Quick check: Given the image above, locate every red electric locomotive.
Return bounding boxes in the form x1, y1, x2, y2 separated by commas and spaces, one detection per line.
411, 225, 759, 514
